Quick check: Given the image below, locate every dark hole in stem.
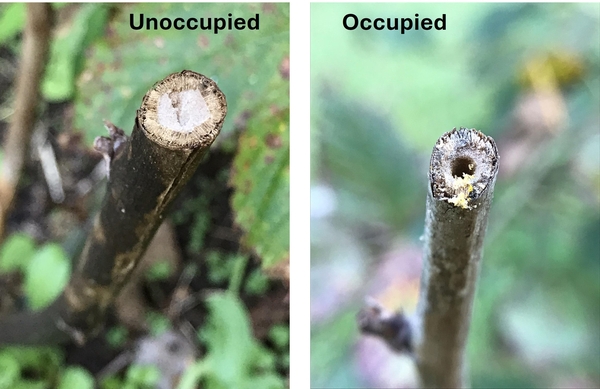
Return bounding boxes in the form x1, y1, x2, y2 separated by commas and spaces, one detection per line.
451, 157, 476, 177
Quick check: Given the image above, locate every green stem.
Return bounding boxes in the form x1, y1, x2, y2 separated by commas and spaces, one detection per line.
229, 254, 249, 295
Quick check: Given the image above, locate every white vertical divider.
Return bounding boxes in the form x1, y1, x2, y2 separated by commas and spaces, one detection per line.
289, 0, 311, 388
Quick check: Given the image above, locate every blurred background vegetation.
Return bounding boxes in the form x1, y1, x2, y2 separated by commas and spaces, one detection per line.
311, 3, 599, 388
0, 3, 288, 388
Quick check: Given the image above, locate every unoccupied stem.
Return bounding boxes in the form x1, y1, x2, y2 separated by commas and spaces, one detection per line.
358, 128, 498, 389
0, 70, 226, 345
0, 3, 53, 239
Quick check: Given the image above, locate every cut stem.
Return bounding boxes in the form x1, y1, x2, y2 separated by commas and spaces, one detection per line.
415, 128, 499, 388
0, 70, 226, 344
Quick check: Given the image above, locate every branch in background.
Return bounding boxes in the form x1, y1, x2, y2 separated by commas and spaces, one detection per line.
358, 128, 499, 388
0, 3, 53, 239
0, 70, 227, 345
357, 297, 414, 354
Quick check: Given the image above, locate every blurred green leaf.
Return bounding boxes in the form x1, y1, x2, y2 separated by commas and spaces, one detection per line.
311, 311, 362, 388
0, 347, 62, 370
9, 382, 47, 389
244, 269, 269, 296
316, 90, 422, 227
58, 367, 94, 389
204, 292, 261, 378
145, 260, 173, 282
145, 311, 171, 336
24, 244, 71, 310
42, 4, 109, 101
0, 352, 20, 389
279, 353, 289, 369
188, 212, 210, 253
0, 4, 25, 45
230, 76, 289, 269
105, 326, 128, 348
179, 292, 284, 389
206, 251, 233, 284
472, 368, 541, 389
228, 254, 249, 295
0, 347, 63, 388
500, 293, 590, 364
268, 325, 289, 350
99, 376, 122, 389
0, 233, 36, 273
126, 364, 160, 387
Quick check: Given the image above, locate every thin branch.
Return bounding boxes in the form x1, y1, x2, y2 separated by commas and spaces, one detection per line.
357, 128, 499, 388
357, 297, 414, 354
0, 3, 53, 238
415, 128, 499, 388
0, 70, 227, 345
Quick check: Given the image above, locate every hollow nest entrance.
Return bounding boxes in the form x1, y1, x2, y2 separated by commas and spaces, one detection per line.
451, 156, 476, 178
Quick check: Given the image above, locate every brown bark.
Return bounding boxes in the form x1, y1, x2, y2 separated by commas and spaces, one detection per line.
415, 128, 499, 388
357, 128, 499, 388
0, 70, 226, 345
0, 3, 53, 238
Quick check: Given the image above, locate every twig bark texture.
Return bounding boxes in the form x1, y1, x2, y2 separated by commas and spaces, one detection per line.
0, 3, 53, 239
357, 128, 499, 388
0, 70, 226, 345
415, 128, 499, 388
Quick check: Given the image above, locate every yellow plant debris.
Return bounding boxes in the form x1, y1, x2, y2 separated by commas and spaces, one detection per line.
448, 173, 474, 209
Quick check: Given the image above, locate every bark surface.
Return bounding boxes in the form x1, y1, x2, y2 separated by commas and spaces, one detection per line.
0, 70, 226, 345
0, 3, 53, 238
415, 128, 499, 388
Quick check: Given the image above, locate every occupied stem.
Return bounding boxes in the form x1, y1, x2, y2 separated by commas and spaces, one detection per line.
415, 128, 499, 388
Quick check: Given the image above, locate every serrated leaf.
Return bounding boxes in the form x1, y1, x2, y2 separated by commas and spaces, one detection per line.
0, 233, 36, 273
24, 244, 71, 310
74, 3, 289, 144
230, 77, 289, 269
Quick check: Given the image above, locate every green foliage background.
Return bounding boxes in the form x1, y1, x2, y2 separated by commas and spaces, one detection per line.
311, 3, 599, 388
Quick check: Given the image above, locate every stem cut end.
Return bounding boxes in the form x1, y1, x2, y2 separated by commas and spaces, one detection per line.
157, 90, 210, 132
138, 70, 227, 150
430, 128, 499, 209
